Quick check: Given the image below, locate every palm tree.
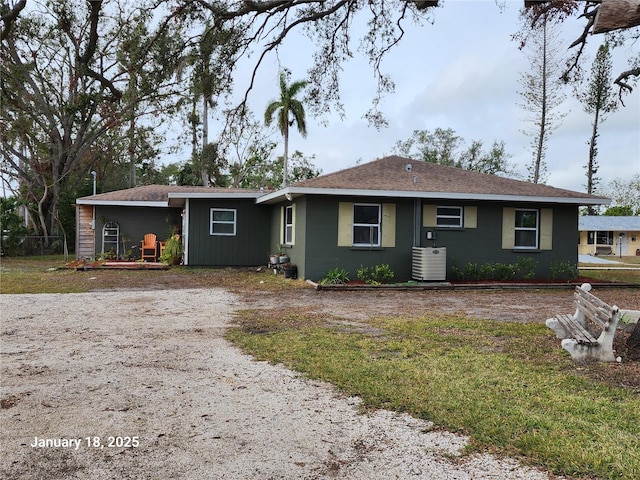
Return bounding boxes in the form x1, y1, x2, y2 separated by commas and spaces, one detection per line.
264, 71, 308, 187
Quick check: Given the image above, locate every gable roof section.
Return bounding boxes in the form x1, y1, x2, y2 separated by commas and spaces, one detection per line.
579, 216, 640, 231
76, 157, 610, 207
76, 185, 264, 208
258, 156, 609, 205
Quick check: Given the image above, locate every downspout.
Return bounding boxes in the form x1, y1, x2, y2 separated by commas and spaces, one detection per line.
182, 199, 189, 265
413, 199, 421, 247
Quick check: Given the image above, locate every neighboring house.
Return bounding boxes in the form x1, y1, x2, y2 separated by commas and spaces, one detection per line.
578, 215, 640, 257
76, 156, 608, 280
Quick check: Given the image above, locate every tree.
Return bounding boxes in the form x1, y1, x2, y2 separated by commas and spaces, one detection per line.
600, 175, 640, 215
0, 196, 28, 256
219, 112, 271, 188
185, 22, 241, 186
522, 1, 639, 96
517, 12, 567, 184
578, 41, 619, 211
603, 205, 634, 216
237, 151, 321, 190
183, 0, 638, 122
394, 128, 462, 166
264, 71, 308, 187
392, 128, 516, 177
1, 1, 185, 244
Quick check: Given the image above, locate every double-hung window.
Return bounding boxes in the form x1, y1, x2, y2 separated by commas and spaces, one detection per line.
284, 205, 294, 245
353, 204, 380, 246
514, 209, 538, 249
436, 206, 463, 228
210, 208, 236, 236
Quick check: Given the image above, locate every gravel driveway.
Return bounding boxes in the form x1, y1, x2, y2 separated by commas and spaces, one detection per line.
3, 286, 636, 479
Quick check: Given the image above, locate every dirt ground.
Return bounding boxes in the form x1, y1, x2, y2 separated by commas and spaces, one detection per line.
1, 285, 639, 479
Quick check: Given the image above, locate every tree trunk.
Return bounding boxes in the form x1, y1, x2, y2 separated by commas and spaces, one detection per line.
201, 97, 210, 187
283, 126, 289, 188
594, 0, 640, 34
627, 321, 640, 361
586, 110, 600, 214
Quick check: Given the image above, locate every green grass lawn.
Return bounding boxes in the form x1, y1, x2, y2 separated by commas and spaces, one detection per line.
228, 311, 640, 480
2, 255, 639, 479
579, 256, 640, 284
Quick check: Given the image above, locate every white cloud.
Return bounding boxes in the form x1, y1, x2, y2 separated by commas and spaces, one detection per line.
171, 1, 640, 196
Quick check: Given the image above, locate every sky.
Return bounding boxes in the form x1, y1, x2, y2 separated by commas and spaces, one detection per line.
187, 0, 640, 195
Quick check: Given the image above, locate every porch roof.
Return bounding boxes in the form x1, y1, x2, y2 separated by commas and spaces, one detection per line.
579, 216, 640, 232
76, 185, 264, 207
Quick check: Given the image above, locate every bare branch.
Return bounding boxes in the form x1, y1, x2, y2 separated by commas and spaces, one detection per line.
0, 0, 26, 42
614, 66, 640, 99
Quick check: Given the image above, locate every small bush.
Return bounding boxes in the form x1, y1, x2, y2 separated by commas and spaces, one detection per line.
494, 262, 517, 281
357, 264, 394, 285
549, 261, 578, 282
516, 257, 537, 280
320, 267, 350, 285
478, 263, 497, 280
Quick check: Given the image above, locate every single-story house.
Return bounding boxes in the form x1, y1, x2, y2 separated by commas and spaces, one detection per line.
578, 215, 640, 257
75, 155, 608, 280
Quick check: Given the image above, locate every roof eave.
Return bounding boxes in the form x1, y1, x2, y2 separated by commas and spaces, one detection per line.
75, 199, 169, 207
166, 191, 264, 208
256, 187, 610, 206
167, 192, 263, 200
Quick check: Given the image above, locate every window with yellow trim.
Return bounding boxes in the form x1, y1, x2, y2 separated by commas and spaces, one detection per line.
514, 209, 538, 249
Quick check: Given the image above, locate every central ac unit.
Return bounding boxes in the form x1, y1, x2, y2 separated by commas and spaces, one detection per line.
412, 247, 447, 281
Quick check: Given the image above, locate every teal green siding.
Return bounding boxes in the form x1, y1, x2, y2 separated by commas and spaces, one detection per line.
94, 206, 181, 258
297, 198, 579, 282
302, 196, 416, 281
187, 199, 270, 266
268, 198, 308, 277
419, 202, 578, 279
96, 195, 581, 281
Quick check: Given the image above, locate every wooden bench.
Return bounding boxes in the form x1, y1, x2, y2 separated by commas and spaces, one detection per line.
545, 283, 621, 362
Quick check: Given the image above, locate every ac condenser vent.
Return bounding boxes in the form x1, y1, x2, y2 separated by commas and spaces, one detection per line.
412, 247, 447, 281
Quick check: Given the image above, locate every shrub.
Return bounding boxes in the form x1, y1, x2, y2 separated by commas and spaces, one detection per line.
320, 267, 350, 285
549, 261, 578, 282
516, 257, 537, 280
357, 264, 394, 285
494, 262, 517, 281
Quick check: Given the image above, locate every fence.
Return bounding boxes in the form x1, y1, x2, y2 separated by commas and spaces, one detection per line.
0, 235, 66, 256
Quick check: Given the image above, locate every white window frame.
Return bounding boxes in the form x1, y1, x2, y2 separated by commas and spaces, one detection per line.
284, 205, 294, 245
514, 209, 538, 249
353, 203, 381, 247
210, 208, 236, 236
436, 206, 463, 228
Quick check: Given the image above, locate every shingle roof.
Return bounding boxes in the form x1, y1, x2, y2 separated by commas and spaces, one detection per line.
76, 185, 264, 205
579, 216, 640, 231
76, 156, 610, 206
291, 156, 607, 202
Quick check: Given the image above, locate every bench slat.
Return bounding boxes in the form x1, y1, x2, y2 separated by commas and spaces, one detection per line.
575, 300, 611, 329
574, 288, 615, 330
575, 286, 613, 311
555, 314, 598, 345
